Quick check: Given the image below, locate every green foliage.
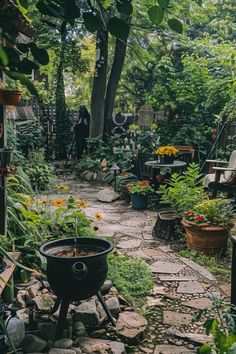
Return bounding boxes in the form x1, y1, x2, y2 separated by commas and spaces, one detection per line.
158, 163, 205, 215
128, 180, 155, 195
193, 295, 236, 354
24, 149, 54, 191
108, 253, 153, 306
16, 120, 44, 157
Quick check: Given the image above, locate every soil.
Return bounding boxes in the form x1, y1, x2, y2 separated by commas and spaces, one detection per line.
55, 247, 98, 257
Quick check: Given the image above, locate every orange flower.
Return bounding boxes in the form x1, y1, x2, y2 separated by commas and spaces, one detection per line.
77, 199, 88, 208
95, 212, 103, 221
52, 199, 65, 207
57, 184, 69, 191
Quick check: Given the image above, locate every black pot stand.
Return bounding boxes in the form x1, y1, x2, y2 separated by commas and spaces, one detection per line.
51, 291, 116, 340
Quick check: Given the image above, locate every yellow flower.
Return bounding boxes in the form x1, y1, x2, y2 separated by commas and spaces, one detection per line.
77, 199, 88, 208
23, 200, 32, 207
38, 199, 49, 205
95, 212, 103, 221
155, 146, 179, 156
52, 199, 65, 207
57, 184, 69, 191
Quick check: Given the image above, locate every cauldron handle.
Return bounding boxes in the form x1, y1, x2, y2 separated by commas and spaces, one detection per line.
71, 262, 88, 280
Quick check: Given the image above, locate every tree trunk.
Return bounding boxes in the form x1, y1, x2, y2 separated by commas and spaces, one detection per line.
55, 22, 71, 159
90, 29, 108, 138
104, 23, 130, 134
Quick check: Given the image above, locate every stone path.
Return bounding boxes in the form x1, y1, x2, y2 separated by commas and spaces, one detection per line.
59, 181, 231, 353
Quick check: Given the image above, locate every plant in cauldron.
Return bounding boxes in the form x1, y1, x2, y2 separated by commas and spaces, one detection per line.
182, 198, 234, 255
128, 180, 155, 210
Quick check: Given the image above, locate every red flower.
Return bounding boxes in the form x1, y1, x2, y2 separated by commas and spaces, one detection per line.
142, 180, 150, 184
195, 215, 204, 221
185, 211, 194, 217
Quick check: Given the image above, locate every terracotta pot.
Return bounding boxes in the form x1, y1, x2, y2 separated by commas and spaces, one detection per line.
0, 89, 23, 106
182, 219, 229, 255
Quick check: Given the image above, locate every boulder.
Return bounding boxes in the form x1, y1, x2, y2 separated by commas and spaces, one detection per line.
105, 297, 121, 316
97, 189, 120, 203
116, 311, 147, 344
38, 322, 56, 340
21, 334, 47, 353
73, 299, 100, 325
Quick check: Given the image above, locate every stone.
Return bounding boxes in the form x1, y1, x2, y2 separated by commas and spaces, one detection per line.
49, 350, 76, 354
157, 245, 173, 253
166, 327, 212, 345
151, 285, 166, 296
73, 321, 86, 335
106, 297, 121, 316
163, 311, 192, 327
100, 280, 113, 295
90, 328, 107, 338
159, 275, 197, 282
180, 257, 216, 281
84, 171, 93, 182
71, 348, 82, 354
154, 345, 194, 354
116, 239, 141, 249
116, 311, 147, 343
17, 308, 29, 324
101, 158, 108, 168
220, 283, 231, 297
54, 339, 73, 349
21, 334, 47, 353
38, 322, 56, 340
127, 250, 151, 260
146, 296, 163, 307
78, 337, 126, 354
28, 286, 38, 299
142, 248, 165, 258
74, 299, 100, 325
97, 189, 120, 203
34, 293, 55, 311
183, 297, 213, 310
177, 281, 205, 294
16, 290, 29, 307
151, 261, 185, 274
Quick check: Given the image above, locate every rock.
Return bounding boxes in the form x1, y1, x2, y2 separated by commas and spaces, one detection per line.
180, 257, 216, 281
90, 328, 107, 338
116, 311, 147, 343
38, 322, 56, 340
154, 345, 194, 354
71, 348, 82, 354
21, 334, 47, 353
78, 337, 126, 354
74, 299, 100, 325
150, 261, 185, 274
167, 327, 212, 344
84, 171, 93, 182
106, 297, 121, 316
54, 338, 73, 349
16, 290, 29, 307
34, 293, 55, 311
97, 189, 120, 203
17, 308, 29, 324
116, 239, 141, 249
27, 286, 38, 299
102, 167, 109, 172
73, 321, 86, 336
163, 311, 193, 327
101, 159, 108, 168
49, 350, 76, 354
146, 296, 163, 307
93, 172, 97, 181
177, 281, 205, 294
100, 280, 113, 295
182, 297, 213, 310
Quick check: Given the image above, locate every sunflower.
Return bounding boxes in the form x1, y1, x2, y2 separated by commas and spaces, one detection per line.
95, 212, 103, 221
52, 199, 65, 207
57, 184, 69, 191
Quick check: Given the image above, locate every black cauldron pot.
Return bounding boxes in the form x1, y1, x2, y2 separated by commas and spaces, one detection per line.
40, 237, 113, 301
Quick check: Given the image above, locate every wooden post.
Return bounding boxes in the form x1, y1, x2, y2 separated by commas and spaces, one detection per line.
0, 69, 7, 237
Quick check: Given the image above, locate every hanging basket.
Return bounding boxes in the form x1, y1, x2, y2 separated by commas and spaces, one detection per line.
0, 89, 23, 106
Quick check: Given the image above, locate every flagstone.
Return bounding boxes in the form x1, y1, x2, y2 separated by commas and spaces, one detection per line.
182, 297, 213, 310
116, 239, 142, 249
127, 250, 151, 260
154, 345, 195, 354
163, 311, 193, 327
177, 281, 205, 294
159, 275, 197, 282
142, 248, 165, 258
151, 261, 185, 274
180, 257, 216, 281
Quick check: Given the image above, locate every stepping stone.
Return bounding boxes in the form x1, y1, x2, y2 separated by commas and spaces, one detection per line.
151, 261, 185, 274
121, 218, 146, 227
159, 275, 197, 282
154, 345, 195, 353
116, 311, 147, 343
127, 250, 151, 260
166, 327, 212, 345
116, 239, 142, 249
182, 297, 213, 309
158, 245, 173, 253
180, 257, 216, 281
220, 283, 231, 297
142, 248, 165, 258
177, 281, 205, 294
151, 285, 166, 295
163, 311, 193, 327
146, 296, 163, 307
78, 338, 125, 354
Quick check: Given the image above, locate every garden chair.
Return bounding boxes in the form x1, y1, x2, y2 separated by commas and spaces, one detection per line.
202, 150, 236, 198
136, 151, 156, 180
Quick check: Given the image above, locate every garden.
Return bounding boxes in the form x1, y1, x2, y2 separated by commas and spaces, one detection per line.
1, 0, 236, 354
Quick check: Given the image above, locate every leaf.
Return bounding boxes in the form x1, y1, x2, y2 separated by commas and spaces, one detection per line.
148, 6, 164, 25
65, 0, 80, 19
29, 43, 49, 65
0, 45, 8, 66
36, 1, 66, 20
83, 12, 102, 33
4, 70, 39, 97
17, 0, 28, 9
157, 0, 170, 8
107, 16, 130, 40
168, 18, 183, 33
16, 59, 39, 74
199, 343, 213, 353
16, 43, 29, 54
204, 318, 218, 336
101, 0, 111, 7
116, 0, 133, 15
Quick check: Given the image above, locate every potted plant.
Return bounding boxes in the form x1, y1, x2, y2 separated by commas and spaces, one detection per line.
155, 145, 179, 163
182, 198, 234, 255
128, 180, 155, 210
0, 80, 23, 106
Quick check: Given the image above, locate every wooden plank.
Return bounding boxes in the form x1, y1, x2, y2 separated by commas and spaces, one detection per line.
0, 252, 21, 295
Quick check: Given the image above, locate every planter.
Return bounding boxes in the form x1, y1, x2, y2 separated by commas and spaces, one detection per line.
153, 211, 183, 240
182, 219, 229, 255
130, 193, 149, 210
119, 176, 138, 202
0, 89, 22, 106
159, 155, 175, 164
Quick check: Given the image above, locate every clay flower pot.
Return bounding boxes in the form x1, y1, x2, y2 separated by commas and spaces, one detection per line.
0, 89, 23, 106
182, 219, 229, 256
